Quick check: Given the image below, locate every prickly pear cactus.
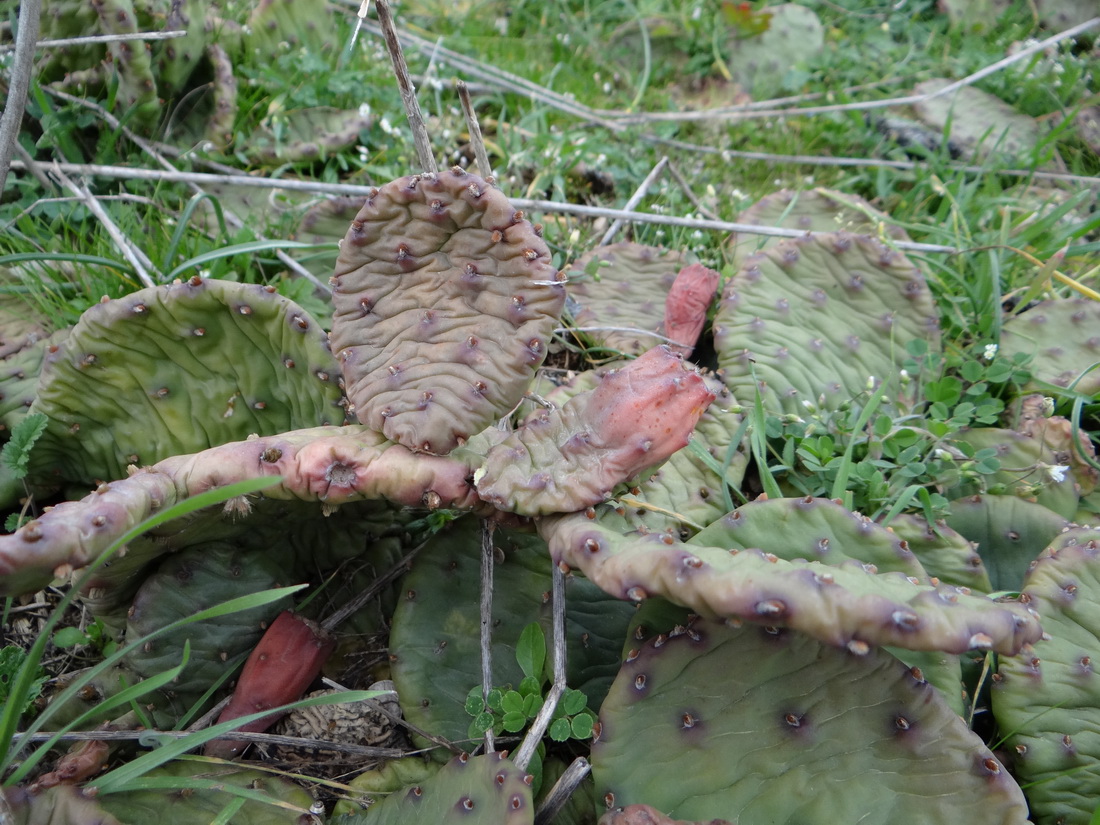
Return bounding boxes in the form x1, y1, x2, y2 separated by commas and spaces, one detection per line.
564, 244, 694, 357
244, 107, 373, 167
388, 516, 634, 746
593, 618, 1030, 823
475, 346, 716, 516
0, 784, 125, 825
123, 543, 293, 704
95, 761, 318, 824
335, 752, 534, 824
28, 278, 345, 486
944, 494, 1071, 592
881, 513, 991, 592
713, 232, 940, 415
999, 299, 1100, 396
330, 168, 566, 455
723, 3, 825, 99
992, 527, 1100, 825
911, 79, 1044, 161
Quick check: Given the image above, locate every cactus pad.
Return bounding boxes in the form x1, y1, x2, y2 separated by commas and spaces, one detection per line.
29, 278, 345, 486
722, 4, 825, 99
331, 168, 566, 454
992, 527, 1100, 825
475, 346, 716, 516
539, 506, 1042, 654
713, 232, 940, 415
337, 752, 534, 824
564, 244, 694, 357
593, 618, 1030, 823
911, 79, 1044, 161
999, 299, 1100, 396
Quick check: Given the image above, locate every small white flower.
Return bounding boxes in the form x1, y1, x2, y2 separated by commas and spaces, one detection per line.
357, 103, 372, 118
866, 376, 877, 390
1041, 397, 1056, 417
1047, 464, 1070, 483
380, 117, 394, 135
983, 343, 998, 361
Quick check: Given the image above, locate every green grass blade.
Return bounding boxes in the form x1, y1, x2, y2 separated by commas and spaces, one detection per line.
165, 241, 315, 281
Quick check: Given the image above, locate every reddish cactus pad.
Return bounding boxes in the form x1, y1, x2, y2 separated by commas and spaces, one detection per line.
330, 168, 566, 455
476, 346, 716, 515
664, 263, 720, 357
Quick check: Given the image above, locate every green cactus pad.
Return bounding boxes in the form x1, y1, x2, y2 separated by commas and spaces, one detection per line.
336, 752, 534, 824
722, 3, 824, 99
0, 784, 125, 825
243, 108, 372, 167
564, 244, 694, 357
123, 543, 293, 700
593, 618, 1030, 823
944, 494, 1071, 593
1, 330, 67, 438
95, 761, 317, 824
713, 232, 940, 415
244, 0, 338, 59
476, 346, 716, 516
945, 427, 1080, 519
999, 299, 1100, 396
389, 516, 634, 747
911, 79, 1045, 161
600, 805, 731, 825
330, 168, 566, 455
0, 425, 480, 597
203, 43, 238, 151
539, 506, 1042, 654
881, 513, 991, 592
992, 527, 1100, 825
29, 277, 345, 486
292, 195, 369, 282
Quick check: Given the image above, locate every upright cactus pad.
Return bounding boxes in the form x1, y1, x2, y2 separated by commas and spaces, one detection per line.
336, 752, 534, 825
29, 278, 345, 486
564, 244, 694, 357
992, 528, 1100, 825
539, 506, 1042, 654
475, 346, 716, 516
722, 3, 824, 99
999, 299, 1100, 396
713, 232, 940, 415
593, 618, 1030, 823
331, 168, 566, 455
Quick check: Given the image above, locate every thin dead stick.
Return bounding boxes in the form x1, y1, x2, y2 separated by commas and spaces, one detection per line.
456, 80, 493, 180
479, 519, 497, 754
666, 158, 720, 221
534, 757, 592, 825
11, 160, 972, 252
0, 29, 186, 53
599, 156, 668, 246
11, 142, 56, 196
51, 167, 157, 287
513, 561, 568, 771
0, 0, 41, 195
373, 0, 437, 173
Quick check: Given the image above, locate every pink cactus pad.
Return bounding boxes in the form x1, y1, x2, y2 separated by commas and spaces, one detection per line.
664, 263, 720, 357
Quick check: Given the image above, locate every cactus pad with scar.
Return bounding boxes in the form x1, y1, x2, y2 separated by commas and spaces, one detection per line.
331, 168, 565, 455
28, 278, 345, 487
713, 232, 940, 415
593, 618, 1030, 823
475, 346, 716, 516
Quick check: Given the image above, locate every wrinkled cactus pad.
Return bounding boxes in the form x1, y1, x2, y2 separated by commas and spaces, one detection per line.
882, 513, 991, 592
564, 243, 694, 357
29, 277, 345, 486
336, 752, 534, 824
331, 168, 565, 455
475, 346, 716, 516
713, 232, 940, 415
593, 617, 1030, 823
539, 506, 1042, 654
992, 527, 1100, 825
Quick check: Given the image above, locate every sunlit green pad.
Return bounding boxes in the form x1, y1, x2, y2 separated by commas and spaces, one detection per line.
999, 299, 1100, 397
911, 79, 1045, 162
722, 3, 824, 99
29, 278, 345, 487
388, 516, 634, 747
335, 752, 533, 825
564, 243, 693, 357
242, 108, 373, 167
539, 506, 1041, 654
944, 494, 1071, 593
883, 512, 992, 592
330, 169, 565, 455
593, 618, 1030, 823
992, 527, 1100, 825
713, 232, 940, 416
96, 761, 316, 824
